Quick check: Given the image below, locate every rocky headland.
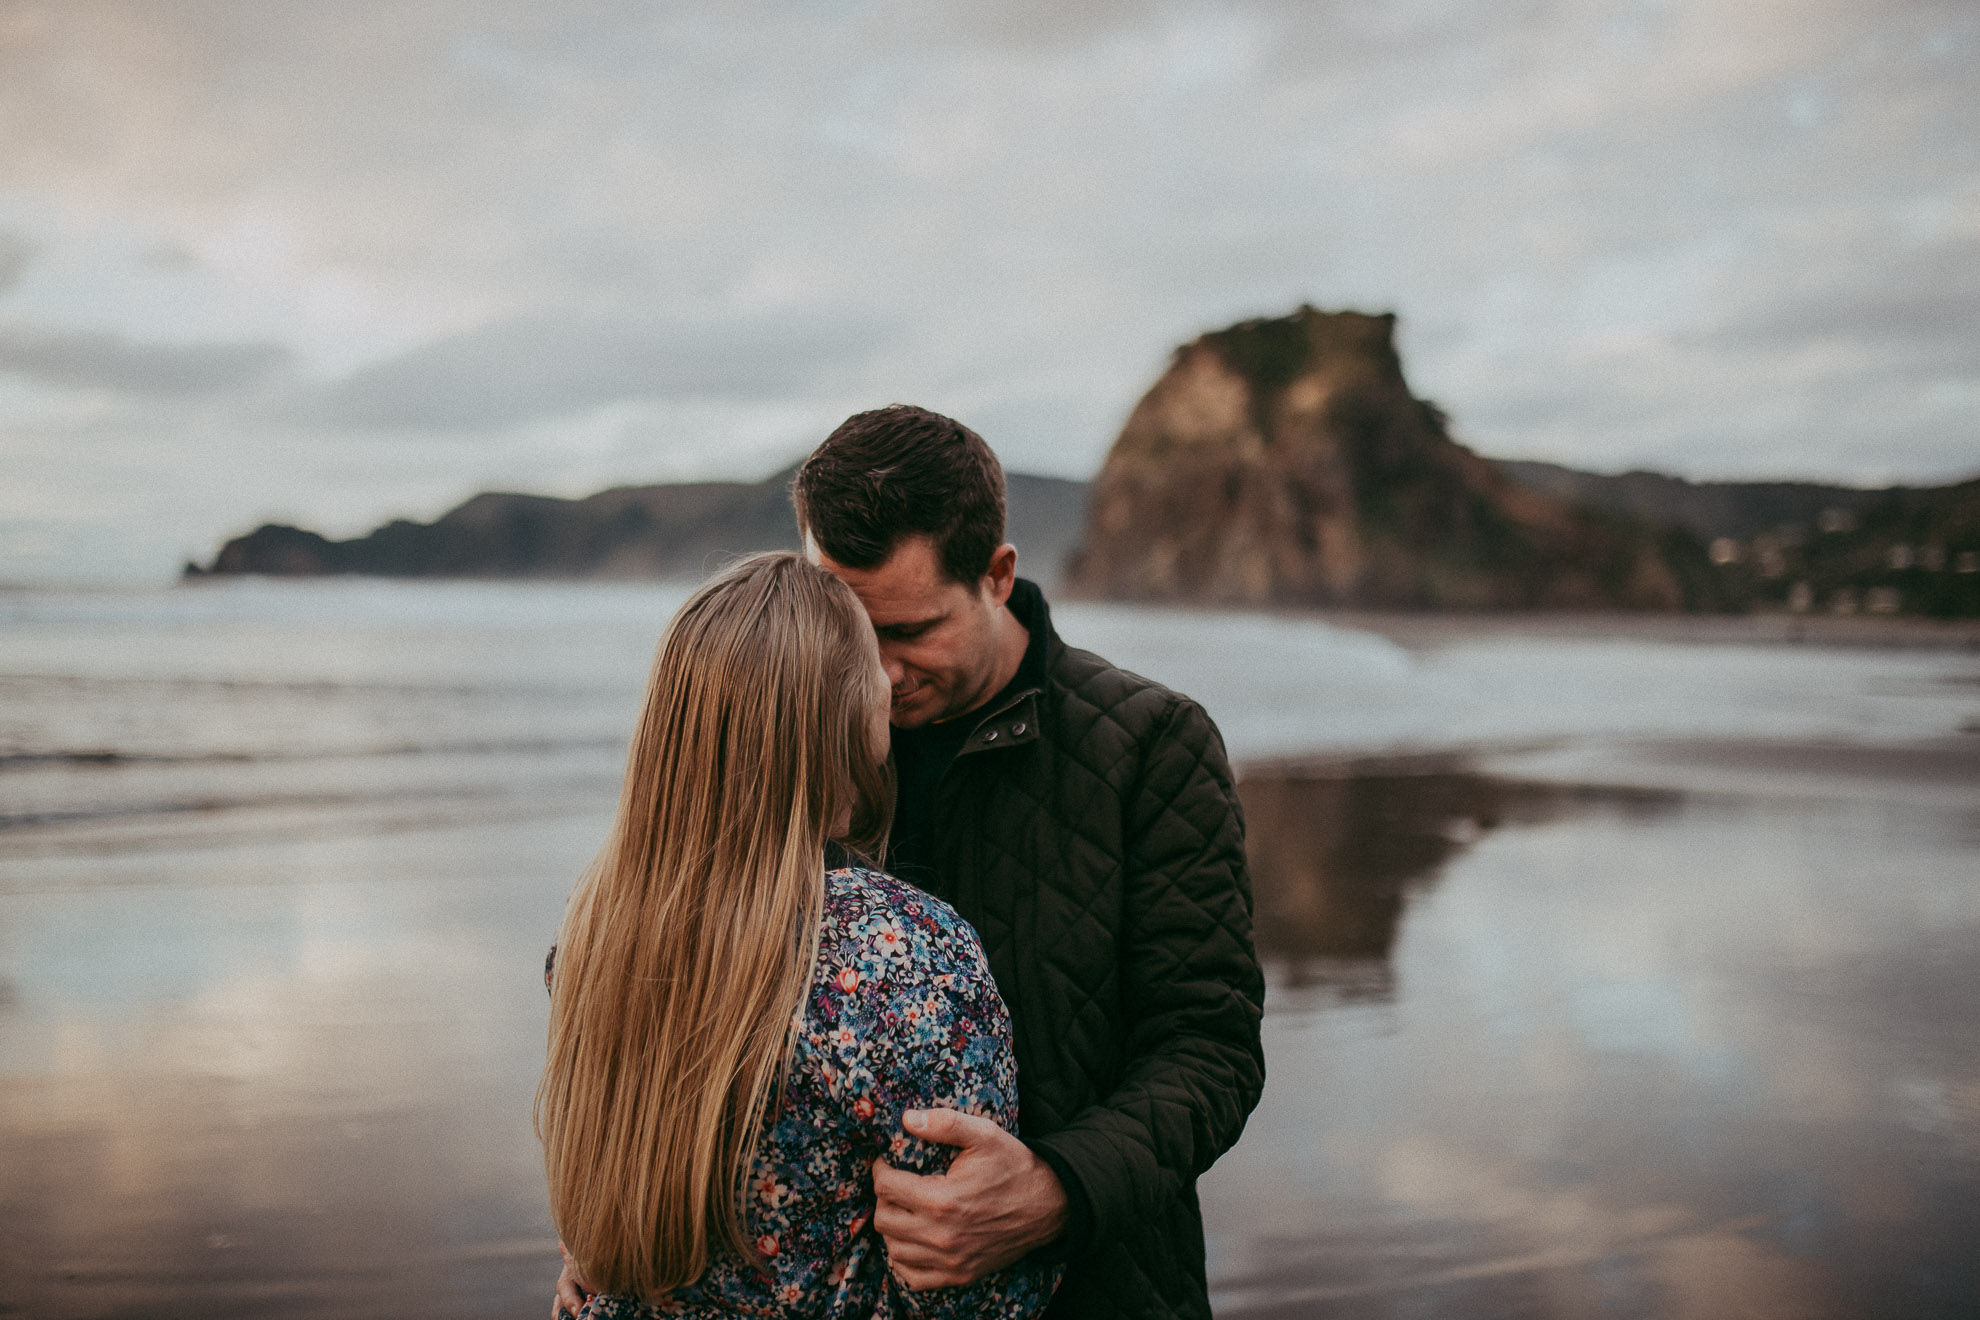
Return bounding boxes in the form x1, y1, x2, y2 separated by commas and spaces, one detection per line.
1064, 306, 1720, 610
188, 306, 1979, 616
1062, 306, 1977, 616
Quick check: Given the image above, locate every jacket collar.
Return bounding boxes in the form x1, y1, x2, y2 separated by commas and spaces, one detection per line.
954, 577, 1051, 758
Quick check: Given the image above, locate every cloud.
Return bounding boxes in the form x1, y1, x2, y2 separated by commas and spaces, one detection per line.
0, 323, 290, 395
304, 305, 899, 429
0, 230, 31, 291
0, 0, 1976, 581
1712, 231, 1980, 350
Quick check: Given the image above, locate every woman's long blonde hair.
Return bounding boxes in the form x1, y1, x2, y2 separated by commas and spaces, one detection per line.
536, 552, 891, 1300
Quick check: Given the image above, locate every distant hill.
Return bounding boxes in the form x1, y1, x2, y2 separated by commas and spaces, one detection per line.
187, 465, 1091, 589
1491, 462, 1980, 618
184, 312, 1979, 616
1491, 461, 1888, 542
1066, 306, 1723, 610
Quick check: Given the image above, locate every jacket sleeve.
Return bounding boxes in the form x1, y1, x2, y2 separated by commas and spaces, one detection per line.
1025, 695, 1266, 1249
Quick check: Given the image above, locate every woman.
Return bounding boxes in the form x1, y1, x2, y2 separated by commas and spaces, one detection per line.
537, 553, 1056, 1320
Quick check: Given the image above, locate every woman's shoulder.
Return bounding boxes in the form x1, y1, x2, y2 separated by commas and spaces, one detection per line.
824, 864, 964, 931
820, 866, 989, 981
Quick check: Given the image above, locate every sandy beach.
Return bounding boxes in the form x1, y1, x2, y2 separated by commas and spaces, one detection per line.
2, 581, 1976, 1318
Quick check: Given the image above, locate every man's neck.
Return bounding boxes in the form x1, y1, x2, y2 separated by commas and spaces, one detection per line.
984, 602, 1031, 701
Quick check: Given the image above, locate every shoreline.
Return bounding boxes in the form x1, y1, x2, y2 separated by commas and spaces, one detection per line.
1302, 609, 1980, 651
11, 576, 1980, 651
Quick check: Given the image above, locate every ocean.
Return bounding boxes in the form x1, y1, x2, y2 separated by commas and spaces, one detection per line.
2, 580, 1976, 1318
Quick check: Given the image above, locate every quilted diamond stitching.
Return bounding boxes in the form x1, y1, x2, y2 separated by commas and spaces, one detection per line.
919, 625, 1263, 1320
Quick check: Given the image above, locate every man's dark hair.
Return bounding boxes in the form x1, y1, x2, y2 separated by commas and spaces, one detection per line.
793, 404, 1007, 584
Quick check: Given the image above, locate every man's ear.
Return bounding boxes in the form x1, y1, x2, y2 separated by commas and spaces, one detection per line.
982, 543, 1019, 607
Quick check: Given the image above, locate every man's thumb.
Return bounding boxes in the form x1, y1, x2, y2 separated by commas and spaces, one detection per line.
902, 1106, 997, 1147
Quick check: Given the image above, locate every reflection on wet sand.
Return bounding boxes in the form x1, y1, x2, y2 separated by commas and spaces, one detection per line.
1206, 757, 1980, 1320
0, 820, 588, 1320
1238, 759, 1676, 997
4, 757, 1976, 1320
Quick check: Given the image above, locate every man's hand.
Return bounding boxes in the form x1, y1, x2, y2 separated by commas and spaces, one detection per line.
873, 1107, 1069, 1289
552, 1241, 594, 1320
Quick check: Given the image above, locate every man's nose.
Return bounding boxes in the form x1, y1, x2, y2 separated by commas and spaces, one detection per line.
880, 651, 907, 687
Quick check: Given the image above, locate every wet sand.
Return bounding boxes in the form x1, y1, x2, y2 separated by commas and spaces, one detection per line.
1206, 755, 1980, 1318
5, 754, 1974, 1318
3, 583, 1976, 1317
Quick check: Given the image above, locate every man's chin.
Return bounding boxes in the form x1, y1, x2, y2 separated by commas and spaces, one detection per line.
890, 707, 936, 730
889, 693, 944, 729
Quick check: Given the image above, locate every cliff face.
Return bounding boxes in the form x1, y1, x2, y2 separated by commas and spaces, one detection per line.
1067, 306, 1716, 610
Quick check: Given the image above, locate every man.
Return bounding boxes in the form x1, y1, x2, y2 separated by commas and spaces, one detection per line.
799, 404, 1263, 1319
558, 405, 1263, 1319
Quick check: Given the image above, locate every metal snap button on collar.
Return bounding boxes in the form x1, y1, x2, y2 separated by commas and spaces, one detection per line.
982, 729, 998, 742
1012, 721, 1028, 735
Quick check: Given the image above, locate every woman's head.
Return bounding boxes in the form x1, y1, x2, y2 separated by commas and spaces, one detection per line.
630, 551, 891, 863
537, 552, 893, 1299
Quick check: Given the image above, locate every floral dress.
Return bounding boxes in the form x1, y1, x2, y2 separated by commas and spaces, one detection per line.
565, 866, 1059, 1320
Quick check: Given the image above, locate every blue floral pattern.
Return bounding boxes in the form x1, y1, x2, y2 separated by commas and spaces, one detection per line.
570, 866, 1058, 1320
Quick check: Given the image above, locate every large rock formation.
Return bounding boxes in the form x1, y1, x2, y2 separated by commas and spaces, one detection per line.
1067, 306, 1718, 610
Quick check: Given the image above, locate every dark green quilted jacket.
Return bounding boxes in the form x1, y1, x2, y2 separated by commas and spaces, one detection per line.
912, 592, 1266, 1320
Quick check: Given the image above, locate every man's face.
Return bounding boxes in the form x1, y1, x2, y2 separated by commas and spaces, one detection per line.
808, 534, 1007, 729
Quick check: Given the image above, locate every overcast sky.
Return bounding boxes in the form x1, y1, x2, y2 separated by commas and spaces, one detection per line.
1, 0, 1974, 582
